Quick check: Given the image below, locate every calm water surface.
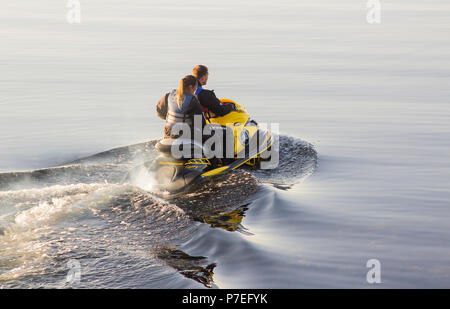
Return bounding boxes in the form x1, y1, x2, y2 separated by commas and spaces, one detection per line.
0, 0, 449, 288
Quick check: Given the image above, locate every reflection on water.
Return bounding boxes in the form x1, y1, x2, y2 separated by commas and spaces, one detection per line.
155, 246, 217, 289
204, 205, 252, 235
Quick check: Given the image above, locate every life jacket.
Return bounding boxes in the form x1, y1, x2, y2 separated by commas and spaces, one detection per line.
166, 89, 194, 127
195, 85, 209, 113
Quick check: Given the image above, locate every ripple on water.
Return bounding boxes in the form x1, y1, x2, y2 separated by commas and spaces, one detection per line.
0, 135, 317, 288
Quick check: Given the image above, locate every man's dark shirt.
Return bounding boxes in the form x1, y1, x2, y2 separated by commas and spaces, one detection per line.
197, 86, 233, 117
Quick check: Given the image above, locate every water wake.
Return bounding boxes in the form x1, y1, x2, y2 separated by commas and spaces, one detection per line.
0, 135, 316, 288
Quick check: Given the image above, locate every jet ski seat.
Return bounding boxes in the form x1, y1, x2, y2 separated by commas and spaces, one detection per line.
155, 138, 211, 159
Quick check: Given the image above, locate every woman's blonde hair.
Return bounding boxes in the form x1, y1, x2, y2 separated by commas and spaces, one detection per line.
176, 75, 198, 108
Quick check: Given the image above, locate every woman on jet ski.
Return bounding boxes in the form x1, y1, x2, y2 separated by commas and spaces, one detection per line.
156, 75, 206, 138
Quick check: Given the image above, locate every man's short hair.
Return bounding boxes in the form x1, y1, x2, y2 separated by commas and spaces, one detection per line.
192, 65, 208, 79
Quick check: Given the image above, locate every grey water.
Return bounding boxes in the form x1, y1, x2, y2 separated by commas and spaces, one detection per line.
1, 0, 450, 288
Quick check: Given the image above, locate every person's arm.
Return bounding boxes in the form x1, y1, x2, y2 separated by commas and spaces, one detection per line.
198, 90, 233, 116
156, 93, 169, 119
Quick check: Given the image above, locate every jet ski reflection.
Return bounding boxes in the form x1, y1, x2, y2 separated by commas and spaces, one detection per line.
154, 246, 217, 288
202, 205, 253, 235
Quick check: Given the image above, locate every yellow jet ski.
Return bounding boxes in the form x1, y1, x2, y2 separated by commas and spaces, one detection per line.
143, 99, 272, 194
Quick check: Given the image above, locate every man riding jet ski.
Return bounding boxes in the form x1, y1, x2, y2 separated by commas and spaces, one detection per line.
148, 74, 272, 194
192, 64, 235, 117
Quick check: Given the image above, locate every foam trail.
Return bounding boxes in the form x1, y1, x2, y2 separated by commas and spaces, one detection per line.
0, 135, 317, 288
